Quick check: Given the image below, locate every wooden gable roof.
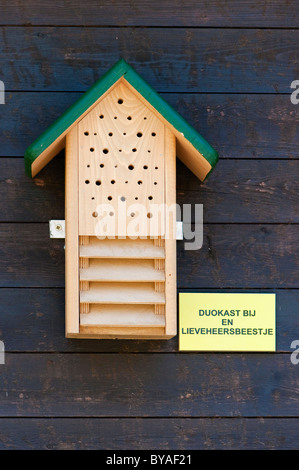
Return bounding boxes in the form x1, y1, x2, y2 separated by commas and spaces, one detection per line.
24, 59, 218, 181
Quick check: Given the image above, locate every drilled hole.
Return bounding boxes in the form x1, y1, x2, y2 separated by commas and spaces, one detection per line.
118, 98, 123, 104
135, 197, 138, 200
120, 196, 126, 202
92, 211, 98, 218
99, 114, 104, 119
108, 132, 113, 136
94, 132, 97, 135
155, 166, 158, 169
130, 212, 135, 217
143, 165, 148, 170
152, 132, 156, 136
137, 180, 142, 185
144, 117, 147, 120
128, 165, 134, 171
107, 196, 112, 201
111, 180, 115, 184
127, 116, 132, 120
114, 116, 117, 120
148, 196, 153, 200
103, 148, 109, 154
119, 149, 122, 152
137, 132, 143, 138
90, 148, 94, 152
95, 180, 101, 186
84, 131, 89, 136
132, 148, 137, 152
100, 163, 104, 168
85, 180, 90, 184
154, 182, 157, 185
87, 164, 90, 168
125, 181, 128, 184
148, 150, 151, 153
147, 212, 153, 218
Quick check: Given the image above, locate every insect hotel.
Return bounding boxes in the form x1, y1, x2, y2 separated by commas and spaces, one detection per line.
24, 59, 218, 340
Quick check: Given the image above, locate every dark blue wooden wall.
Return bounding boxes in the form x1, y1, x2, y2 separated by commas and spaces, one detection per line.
0, 0, 298, 450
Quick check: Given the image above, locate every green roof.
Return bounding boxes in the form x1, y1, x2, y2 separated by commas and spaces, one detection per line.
24, 58, 218, 179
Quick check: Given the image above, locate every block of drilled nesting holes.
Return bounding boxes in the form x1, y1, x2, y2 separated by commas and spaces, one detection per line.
24, 59, 218, 340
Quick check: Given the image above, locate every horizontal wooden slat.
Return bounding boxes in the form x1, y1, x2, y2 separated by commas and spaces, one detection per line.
2, 93, 298, 158
1, 28, 297, 92
0, 287, 297, 352
80, 282, 165, 304
0, 353, 297, 417
1, 223, 299, 289
80, 259, 165, 282
0, 417, 298, 450
2, 158, 299, 224
1, 0, 298, 27
80, 304, 165, 326
80, 237, 165, 259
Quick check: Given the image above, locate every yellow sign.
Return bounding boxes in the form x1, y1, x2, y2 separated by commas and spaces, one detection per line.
179, 293, 276, 351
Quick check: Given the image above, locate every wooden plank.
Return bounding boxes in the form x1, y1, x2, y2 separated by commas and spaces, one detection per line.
3, 93, 298, 158
65, 127, 79, 335
176, 159, 299, 223
80, 237, 165, 259
2, 158, 299, 224
80, 259, 165, 282
0, 417, 298, 450
1, 0, 299, 28
177, 224, 299, 289
0, 287, 298, 352
0, 28, 298, 93
1, 223, 299, 289
80, 304, 165, 326
0, 353, 298, 417
80, 282, 165, 304
1, 0, 298, 27
164, 127, 177, 336
78, 326, 166, 339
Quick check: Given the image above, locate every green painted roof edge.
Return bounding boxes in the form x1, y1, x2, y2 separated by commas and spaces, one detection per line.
24, 58, 218, 178
24, 59, 128, 177
123, 64, 218, 172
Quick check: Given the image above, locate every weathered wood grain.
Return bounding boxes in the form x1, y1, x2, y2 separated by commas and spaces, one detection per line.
1, 27, 297, 92
0, 417, 297, 450
1, 0, 298, 27
2, 93, 298, 158
1, 158, 299, 224
1, 223, 298, 288
0, 353, 297, 417
0, 288, 297, 352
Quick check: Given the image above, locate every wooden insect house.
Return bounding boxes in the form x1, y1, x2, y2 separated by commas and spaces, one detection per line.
24, 59, 218, 340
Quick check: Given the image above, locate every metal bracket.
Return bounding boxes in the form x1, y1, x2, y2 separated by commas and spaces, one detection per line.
49, 220, 65, 238
49, 220, 182, 240
176, 221, 184, 240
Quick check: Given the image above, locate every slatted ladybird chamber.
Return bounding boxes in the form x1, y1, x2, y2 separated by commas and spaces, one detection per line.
24, 59, 218, 339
